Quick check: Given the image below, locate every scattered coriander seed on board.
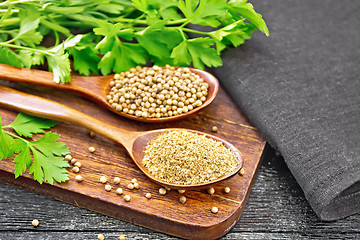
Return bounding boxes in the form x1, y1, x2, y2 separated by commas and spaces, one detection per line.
105, 184, 112, 192
64, 154, 72, 161
114, 177, 121, 185
239, 168, 245, 176
211, 206, 219, 214
32, 219, 39, 227
127, 183, 134, 190
207, 187, 215, 195
133, 182, 139, 189
159, 188, 167, 195
89, 131, 96, 138
72, 166, 79, 173
74, 162, 81, 168
143, 130, 238, 185
75, 175, 83, 182
178, 189, 186, 194
131, 178, 137, 183
123, 195, 131, 202
211, 126, 218, 132
165, 187, 171, 191
179, 196, 187, 204
100, 176, 107, 184
106, 66, 209, 119
116, 188, 123, 195
70, 158, 77, 165
119, 235, 126, 240
89, 146, 95, 153
224, 187, 231, 193
145, 193, 151, 199
98, 234, 105, 240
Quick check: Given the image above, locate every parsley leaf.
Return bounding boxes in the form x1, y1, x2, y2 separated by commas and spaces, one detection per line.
8, 113, 58, 138
0, 113, 70, 184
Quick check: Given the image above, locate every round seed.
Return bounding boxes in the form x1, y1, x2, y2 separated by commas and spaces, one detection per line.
178, 189, 186, 194
98, 234, 105, 240
127, 183, 134, 190
100, 176, 107, 184
239, 168, 245, 176
74, 162, 81, 168
89, 131, 96, 138
32, 219, 39, 227
133, 182, 139, 189
131, 178, 137, 183
224, 187, 231, 193
89, 146, 95, 153
179, 196, 187, 204
64, 154, 72, 161
70, 158, 77, 165
211, 126, 218, 132
164, 187, 171, 191
75, 175, 83, 182
159, 188, 167, 195
72, 166, 80, 173
114, 177, 121, 185
123, 195, 131, 202
116, 188, 123, 195
105, 184, 112, 192
211, 207, 218, 214
207, 187, 215, 195
145, 193, 151, 199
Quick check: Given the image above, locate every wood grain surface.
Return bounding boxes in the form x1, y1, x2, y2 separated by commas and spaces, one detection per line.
0, 81, 266, 239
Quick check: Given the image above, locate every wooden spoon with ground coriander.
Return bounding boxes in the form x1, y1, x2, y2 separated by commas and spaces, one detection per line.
0, 85, 242, 190
0, 64, 219, 123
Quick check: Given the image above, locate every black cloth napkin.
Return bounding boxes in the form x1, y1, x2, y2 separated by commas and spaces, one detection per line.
211, 0, 360, 220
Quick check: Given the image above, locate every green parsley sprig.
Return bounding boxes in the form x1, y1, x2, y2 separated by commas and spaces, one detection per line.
0, 113, 70, 184
0, 0, 268, 83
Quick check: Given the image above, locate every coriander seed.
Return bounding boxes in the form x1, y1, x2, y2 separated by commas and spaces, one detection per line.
239, 168, 245, 176
211, 126, 218, 132
116, 188, 123, 195
207, 187, 215, 195
98, 234, 105, 240
114, 177, 121, 185
123, 195, 131, 202
100, 176, 107, 184
178, 190, 186, 194
131, 178, 137, 183
159, 188, 167, 195
74, 162, 81, 168
32, 219, 39, 227
65, 154, 72, 161
145, 193, 151, 199
224, 187, 231, 193
89, 146, 95, 153
127, 183, 134, 190
89, 131, 96, 138
211, 207, 219, 214
164, 187, 171, 191
75, 175, 84, 182
133, 182, 139, 189
179, 196, 187, 204
70, 158, 77, 165
105, 184, 112, 192
72, 166, 80, 173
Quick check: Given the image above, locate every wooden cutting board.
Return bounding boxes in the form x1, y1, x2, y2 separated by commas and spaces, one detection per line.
0, 81, 265, 240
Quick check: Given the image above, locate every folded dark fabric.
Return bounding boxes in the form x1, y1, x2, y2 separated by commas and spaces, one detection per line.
211, 0, 360, 220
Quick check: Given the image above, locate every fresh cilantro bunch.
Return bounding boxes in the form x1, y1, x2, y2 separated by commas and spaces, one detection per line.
0, 0, 268, 83
0, 113, 70, 184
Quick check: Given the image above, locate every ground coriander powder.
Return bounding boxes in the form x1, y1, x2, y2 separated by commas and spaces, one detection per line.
143, 130, 238, 185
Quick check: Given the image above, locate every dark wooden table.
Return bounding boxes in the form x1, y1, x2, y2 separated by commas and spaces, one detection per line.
1, 144, 360, 239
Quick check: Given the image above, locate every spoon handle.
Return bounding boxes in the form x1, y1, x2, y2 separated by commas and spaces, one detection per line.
0, 64, 109, 105
0, 85, 138, 150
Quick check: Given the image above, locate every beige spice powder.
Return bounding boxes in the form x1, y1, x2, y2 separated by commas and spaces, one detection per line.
143, 130, 238, 185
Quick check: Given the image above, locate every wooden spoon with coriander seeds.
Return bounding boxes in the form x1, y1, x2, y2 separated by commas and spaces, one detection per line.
0, 63, 219, 123
0, 85, 242, 190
